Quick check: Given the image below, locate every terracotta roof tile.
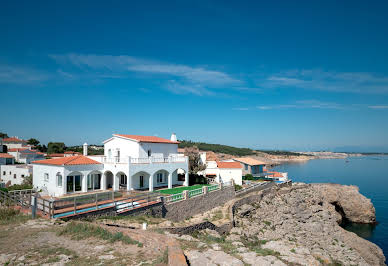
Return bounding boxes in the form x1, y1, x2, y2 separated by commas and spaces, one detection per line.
32, 155, 101, 166
114, 134, 179, 144
48, 153, 65, 157
8, 148, 29, 152
0, 153, 14, 158
233, 157, 266, 166
2, 137, 25, 142
217, 161, 242, 169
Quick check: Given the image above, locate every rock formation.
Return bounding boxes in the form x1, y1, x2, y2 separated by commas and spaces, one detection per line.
181, 183, 385, 266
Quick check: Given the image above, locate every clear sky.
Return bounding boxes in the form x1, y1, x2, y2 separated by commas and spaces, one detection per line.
1, 0, 388, 151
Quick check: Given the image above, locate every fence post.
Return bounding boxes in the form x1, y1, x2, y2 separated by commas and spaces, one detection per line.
95, 193, 98, 209
183, 190, 189, 200
219, 182, 223, 190
203, 186, 208, 195
74, 197, 76, 214
31, 195, 37, 219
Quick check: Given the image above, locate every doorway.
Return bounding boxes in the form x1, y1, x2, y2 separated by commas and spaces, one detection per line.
67, 175, 82, 193
140, 175, 144, 188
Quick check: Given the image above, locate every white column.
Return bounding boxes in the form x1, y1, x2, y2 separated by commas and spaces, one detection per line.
184, 172, 189, 186
149, 174, 153, 192
168, 172, 172, 189
113, 174, 117, 191
82, 174, 88, 192
101, 173, 106, 190
127, 174, 131, 191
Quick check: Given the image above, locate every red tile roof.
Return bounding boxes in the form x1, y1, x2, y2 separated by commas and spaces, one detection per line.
48, 153, 65, 157
32, 155, 101, 166
0, 153, 14, 158
8, 148, 29, 152
217, 161, 242, 169
2, 137, 25, 142
114, 134, 180, 144
268, 171, 284, 178
64, 151, 81, 154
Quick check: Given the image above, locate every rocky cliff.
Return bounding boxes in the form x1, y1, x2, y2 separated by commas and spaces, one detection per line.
181, 183, 386, 266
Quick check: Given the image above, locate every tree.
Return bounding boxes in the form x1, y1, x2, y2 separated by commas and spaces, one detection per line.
27, 138, 40, 146
47, 142, 66, 154
0, 132, 8, 139
184, 146, 206, 174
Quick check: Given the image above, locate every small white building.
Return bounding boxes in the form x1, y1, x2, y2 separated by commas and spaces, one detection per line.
8, 148, 45, 164
0, 153, 15, 165
32, 133, 189, 197
202, 160, 242, 185
0, 164, 32, 187
1, 137, 29, 150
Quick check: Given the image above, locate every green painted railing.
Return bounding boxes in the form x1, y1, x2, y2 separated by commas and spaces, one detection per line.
208, 184, 220, 192
188, 188, 203, 198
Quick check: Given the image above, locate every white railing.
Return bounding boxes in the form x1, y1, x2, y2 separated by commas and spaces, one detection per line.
102, 155, 187, 164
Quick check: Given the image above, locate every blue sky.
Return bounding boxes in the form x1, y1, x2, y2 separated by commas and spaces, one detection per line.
1, 0, 388, 151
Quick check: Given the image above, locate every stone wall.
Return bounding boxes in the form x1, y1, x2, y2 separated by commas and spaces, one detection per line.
163, 186, 235, 222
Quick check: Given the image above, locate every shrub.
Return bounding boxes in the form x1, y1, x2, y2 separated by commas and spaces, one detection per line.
59, 222, 143, 247
243, 174, 254, 180
7, 184, 33, 191
234, 184, 243, 191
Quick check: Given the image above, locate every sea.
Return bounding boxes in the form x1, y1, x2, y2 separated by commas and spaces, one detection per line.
273, 155, 388, 259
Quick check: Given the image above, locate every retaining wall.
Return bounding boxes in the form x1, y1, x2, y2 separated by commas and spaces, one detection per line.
163, 186, 235, 222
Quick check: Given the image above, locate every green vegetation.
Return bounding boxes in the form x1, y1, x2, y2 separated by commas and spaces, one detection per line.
66, 145, 105, 155
179, 140, 255, 156
153, 248, 168, 265
99, 215, 165, 225
234, 184, 243, 191
59, 221, 143, 247
257, 149, 311, 156
0, 208, 31, 225
159, 184, 209, 195
47, 142, 66, 154
0, 132, 8, 139
211, 210, 224, 221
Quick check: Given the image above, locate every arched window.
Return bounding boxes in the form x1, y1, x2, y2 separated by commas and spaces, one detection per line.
56, 172, 62, 187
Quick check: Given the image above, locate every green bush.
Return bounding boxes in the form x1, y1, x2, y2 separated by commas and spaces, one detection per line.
243, 174, 254, 180
7, 184, 33, 191
234, 184, 243, 191
179, 140, 255, 156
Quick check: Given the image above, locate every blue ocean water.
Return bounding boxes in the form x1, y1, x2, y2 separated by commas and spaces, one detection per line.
273, 155, 388, 259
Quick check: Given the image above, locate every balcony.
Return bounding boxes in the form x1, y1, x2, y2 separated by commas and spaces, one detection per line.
102, 155, 187, 164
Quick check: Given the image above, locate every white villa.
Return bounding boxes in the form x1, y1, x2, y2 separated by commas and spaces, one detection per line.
32, 133, 189, 197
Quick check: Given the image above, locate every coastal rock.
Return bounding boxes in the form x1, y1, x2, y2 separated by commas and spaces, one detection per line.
230, 183, 385, 266
311, 183, 376, 223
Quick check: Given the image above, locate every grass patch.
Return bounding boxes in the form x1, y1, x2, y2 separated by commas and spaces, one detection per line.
0, 207, 31, 225
241, 236, 280, 257
153, 248, 168, 265
59, 222, 143, 247
159, 184, 209, 195
211, 210, 224, 221
100, 215, 165, 225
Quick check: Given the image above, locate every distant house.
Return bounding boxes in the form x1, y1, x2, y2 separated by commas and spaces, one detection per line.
8, 148, 45, 164
0, 164, 32, 187
0, 153, 15, 165
233, 157, 267, 176
202, 160, 242, 185
64, 151, 81, 157
1, 137, 28, 150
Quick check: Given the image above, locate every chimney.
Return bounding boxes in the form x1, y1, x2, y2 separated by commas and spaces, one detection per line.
83, 143, 88, 156
170, 133, 177, 142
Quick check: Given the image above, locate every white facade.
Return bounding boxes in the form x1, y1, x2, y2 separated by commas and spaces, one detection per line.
202, 160, 243, 185
33, 134, 189, 197
8, 150, 45, 164
0, 164, 32, 186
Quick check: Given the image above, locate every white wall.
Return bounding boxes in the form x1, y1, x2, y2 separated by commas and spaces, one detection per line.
139, 143, 178, 158
104, 136, 140, 158
33, 164, 65, 197
218, 168, 242, 185
0, 165, 32, 186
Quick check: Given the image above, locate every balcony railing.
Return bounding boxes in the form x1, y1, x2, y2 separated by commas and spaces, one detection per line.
102, 155, 187, 164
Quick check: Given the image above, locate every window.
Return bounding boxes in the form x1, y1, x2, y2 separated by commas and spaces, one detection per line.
44, 173, 49, 182
2, 171, 5, 175
120, 174, 127, 185
57, 173, 62, 187
244, 164, 248, 171
157, 173, 164, 183
14, 174, 16, 179
147, 149, 151, 157
9, 171, 11, 175
108, 149, 112, 158
21, 175, 25, 178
